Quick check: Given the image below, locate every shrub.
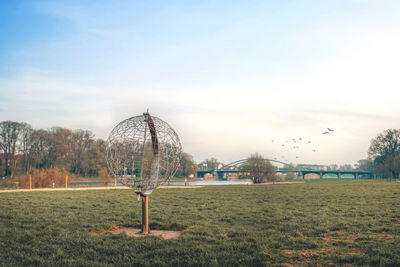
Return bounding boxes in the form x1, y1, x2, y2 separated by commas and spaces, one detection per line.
18, 168, 74, 188
239, 153, 276, 183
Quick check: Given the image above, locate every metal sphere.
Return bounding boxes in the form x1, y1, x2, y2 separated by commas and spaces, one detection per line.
105, 112, 182, 194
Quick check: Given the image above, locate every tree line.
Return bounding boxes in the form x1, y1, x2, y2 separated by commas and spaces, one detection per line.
0, 120, 108, 178
365, 128, 400, 178
1, 120, 398, 181
0, 120, 198, 180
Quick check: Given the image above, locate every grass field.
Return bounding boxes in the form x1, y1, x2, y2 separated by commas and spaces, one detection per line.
1, 181, 400, 266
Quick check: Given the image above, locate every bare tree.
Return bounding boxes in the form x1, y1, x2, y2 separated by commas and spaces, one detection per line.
0, 121, 24, 177
368, 129, 400, 159
368, 129, 400, 178
178, 152, 198, 177
19, 123, 33, 173
239, 153, 276, 183
70, 130, 95, 176
47, 127, 75, 169
355, 159, 373, 172
28, 129, 52, 169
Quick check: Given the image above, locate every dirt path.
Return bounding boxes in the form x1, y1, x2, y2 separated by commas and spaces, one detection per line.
0, 186, 131, 193
0, 181, 302, 193
0, 185, 205, 193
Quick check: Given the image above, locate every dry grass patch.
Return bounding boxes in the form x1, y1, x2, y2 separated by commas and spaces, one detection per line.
346, 248, 366, 255
371, 232, 396, 240
300, 250, 321, 258
283, 250, 296, 257
90, 225, 120, 236
322, 231, 358, 243
300, 247, 336, 258
283, 247, 335, 263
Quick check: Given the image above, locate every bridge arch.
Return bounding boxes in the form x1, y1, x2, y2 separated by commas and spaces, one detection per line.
214, 158, 288, 180
220, 158, 288, 171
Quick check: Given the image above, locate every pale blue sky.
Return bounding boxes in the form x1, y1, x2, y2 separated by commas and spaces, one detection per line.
1, 0, 400, 165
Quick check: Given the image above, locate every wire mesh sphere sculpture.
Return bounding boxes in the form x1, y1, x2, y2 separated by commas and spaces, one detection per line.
106, 112, 182, 195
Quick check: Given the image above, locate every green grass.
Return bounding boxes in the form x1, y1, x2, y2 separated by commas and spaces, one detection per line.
1, 181, 400, 266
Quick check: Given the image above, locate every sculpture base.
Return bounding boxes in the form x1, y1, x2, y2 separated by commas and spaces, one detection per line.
92, 227, 181, 239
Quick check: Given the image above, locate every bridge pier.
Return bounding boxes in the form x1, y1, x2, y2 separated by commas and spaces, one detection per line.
320, 172, 323, 179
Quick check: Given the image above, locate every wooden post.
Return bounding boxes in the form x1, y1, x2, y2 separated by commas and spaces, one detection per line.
141, 194, 150, 234
29, 175, 32, 190
114, 176, 117, 186
65, 175, 68, 189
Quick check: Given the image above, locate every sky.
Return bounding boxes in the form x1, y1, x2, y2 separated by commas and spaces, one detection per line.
1, 0, 400, 166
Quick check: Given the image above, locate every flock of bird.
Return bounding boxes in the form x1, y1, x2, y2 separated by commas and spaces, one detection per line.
322, 128, 334, 135
271, 128, 335, 162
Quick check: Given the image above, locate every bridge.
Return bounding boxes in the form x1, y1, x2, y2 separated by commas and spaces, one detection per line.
197, 158, 287, 178
275, 170, 373, 179
197, 158, 373, 180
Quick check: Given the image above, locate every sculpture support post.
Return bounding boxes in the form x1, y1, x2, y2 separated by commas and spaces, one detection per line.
141, 193, 150, 234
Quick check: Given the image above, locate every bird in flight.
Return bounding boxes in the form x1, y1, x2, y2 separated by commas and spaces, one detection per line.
322, 131, 330, 135
308, 141, 311, 144
292, 138, 296, 143
327, 128, 334, 131
299, 138, 302, 141
313, 149, 316, 152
